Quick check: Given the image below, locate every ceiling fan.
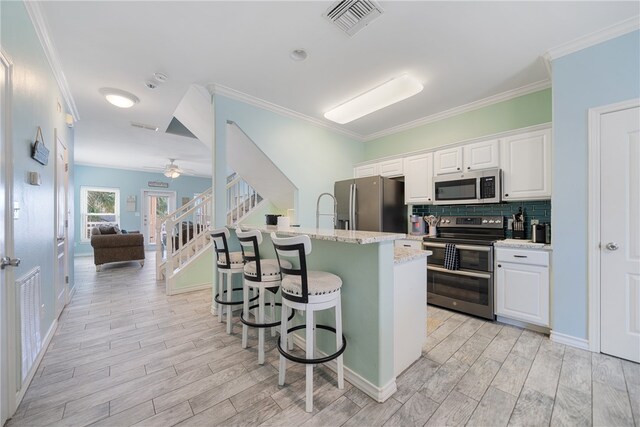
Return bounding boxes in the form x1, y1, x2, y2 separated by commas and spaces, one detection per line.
163, 159, 182, 178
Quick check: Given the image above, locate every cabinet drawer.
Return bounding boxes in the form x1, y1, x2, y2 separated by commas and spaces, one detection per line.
395, 239, 422, 250
495, 248, 548, 266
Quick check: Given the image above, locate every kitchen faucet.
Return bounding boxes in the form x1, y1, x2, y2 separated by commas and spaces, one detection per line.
315, 193, 337, 229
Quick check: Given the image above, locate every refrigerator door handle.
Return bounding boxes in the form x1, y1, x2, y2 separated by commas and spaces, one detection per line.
348, 184, 354, 230
350, 183, 355, 230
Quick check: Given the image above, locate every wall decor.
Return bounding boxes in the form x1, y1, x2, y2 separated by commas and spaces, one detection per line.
126, 195, 137, 212
31, 126, 49, 165
148, 181, 169, 188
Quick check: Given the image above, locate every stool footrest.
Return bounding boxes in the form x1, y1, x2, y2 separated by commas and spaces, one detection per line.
277, 325, 347, 365
240, 305, 295, 329
214, 289, 259, 306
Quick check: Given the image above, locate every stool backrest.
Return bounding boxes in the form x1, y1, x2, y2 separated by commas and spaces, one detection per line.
271, 233, 311, 303
236, 229, 263, 281
210, 227, 232, 269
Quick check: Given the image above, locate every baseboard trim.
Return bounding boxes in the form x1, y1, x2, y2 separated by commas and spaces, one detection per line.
166, 282, 211, 296
290, 334, 397, 403
15, 318, 58, 406
550, 331, 590, 350
496, 316, 550, 335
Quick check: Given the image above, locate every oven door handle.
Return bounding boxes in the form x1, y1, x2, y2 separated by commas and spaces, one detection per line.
428, 265, 492, 279
422, 242, 492, 252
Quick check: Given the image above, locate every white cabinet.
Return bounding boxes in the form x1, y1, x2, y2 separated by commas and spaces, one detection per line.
394, 254, 427, 375
463, 139, 500, 171
354, 163, 378, 178
403, 153, 433, 204
434, 147, 463, 175
495, 247, 549, 327
394, 239, 423, 249
378, 158, 403, 177
501, 129, 552, 200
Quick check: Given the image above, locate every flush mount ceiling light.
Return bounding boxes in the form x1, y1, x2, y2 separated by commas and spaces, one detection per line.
163, 159, 182, 179
99, 88, 139, 108
289, 49, 308, 61
324, 74, 423, 124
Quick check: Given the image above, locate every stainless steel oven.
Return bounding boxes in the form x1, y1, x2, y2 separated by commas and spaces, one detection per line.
433, 168, 501, 205
422, 216, 504, 320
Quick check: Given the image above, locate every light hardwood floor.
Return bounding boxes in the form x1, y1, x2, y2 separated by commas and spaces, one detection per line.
6, 253, 639, 426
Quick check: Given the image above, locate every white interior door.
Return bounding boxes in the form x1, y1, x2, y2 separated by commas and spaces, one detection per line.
54, 135, 68, 318
600, 105, 640, 363
0, 48, 7, 427
142, 190, 175, 247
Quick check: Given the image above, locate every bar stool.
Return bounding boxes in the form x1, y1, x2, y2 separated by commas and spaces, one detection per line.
271, 232, 347, 413
236, 229, 294, 365
211, 227, 254, 335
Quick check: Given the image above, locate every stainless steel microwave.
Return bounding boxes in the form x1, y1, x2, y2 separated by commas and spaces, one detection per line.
433, 168, 501, 205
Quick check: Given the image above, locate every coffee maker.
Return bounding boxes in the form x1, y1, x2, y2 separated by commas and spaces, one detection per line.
532, 223, 551, 244
409, 215, 426, 235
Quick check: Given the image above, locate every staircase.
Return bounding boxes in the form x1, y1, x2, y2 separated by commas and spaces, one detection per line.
156, 189, 213, 295
156, 177, 264, 295
226, 173, 264, 225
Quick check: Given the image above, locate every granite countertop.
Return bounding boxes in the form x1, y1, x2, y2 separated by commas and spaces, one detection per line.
401, 234, 428, 241
233, 224, 406, 245
494, 239, 553, 251
394, 247, 431, 264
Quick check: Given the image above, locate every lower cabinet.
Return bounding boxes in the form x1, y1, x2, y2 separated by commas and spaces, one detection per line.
495, 247, 549, 327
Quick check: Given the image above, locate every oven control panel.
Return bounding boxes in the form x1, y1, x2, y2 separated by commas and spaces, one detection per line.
438, 216, 503, 228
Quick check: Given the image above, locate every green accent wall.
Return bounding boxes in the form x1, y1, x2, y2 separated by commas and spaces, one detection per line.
363, 88, 552, 160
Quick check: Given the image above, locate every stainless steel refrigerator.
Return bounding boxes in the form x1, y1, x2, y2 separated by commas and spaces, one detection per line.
334, 176, 406, 232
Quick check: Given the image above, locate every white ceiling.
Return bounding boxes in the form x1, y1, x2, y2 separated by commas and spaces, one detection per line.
35, 1, 639, 178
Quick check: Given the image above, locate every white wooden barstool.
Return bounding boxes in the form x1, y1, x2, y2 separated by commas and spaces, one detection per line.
271, 232, 346, 413
211, 227, 254, 335
236, 229, 294, 365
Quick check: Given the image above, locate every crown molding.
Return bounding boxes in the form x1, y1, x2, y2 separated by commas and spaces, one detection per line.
545, 15, 640, 61
210, 84, 365, 141
24, 1, 80, 121
363, 79, 551, 142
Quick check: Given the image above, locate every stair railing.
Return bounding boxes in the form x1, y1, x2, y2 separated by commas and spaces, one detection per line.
226, 175, 262, 225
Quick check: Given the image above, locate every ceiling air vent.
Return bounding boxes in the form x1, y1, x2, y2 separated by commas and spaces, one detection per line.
323, 0, 383, 37
131, 122, 159, 132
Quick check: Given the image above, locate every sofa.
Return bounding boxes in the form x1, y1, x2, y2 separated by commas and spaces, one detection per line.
90, 224, 145, 271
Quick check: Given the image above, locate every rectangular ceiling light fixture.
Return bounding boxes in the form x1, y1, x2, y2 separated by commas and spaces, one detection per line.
324, 74, 423, 124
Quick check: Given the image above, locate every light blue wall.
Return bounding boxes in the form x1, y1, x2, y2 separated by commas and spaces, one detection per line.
74, 165, 211, 255
1, 1, 75, 354
552, 30, 640, 339
213, 95, 363, 228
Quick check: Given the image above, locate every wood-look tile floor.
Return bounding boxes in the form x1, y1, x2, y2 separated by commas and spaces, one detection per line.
7, 254, 639, 426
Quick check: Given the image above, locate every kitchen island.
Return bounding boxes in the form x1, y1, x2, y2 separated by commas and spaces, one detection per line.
224, 224, 430, 402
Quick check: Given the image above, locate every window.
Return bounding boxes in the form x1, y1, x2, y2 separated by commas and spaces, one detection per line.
80, 186, 120, 242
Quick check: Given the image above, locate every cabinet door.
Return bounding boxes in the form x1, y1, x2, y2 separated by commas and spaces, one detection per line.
379, 158, 403, 177
496, 261, 549, 326
463, 139, 500, 171
354, 163, 378, 178
434, 147, 462, 175
501, 129, 552, 200
404, 153, 433, 204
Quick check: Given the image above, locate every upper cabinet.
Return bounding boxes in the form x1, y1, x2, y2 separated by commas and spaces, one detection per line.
378, 158, 404, 177
434, 147, 462, 175
501, 129, 552, 201
404, 153, 433, 204
354, 163, 378, 178
463, 139, 500, 171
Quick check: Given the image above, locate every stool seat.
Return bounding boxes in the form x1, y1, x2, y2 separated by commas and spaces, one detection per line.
282, 271, 342, 296
217, 251, 252, 268
244, 259, 291, 281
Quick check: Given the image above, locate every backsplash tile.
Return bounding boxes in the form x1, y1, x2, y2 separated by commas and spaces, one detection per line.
412, 200, 551, 239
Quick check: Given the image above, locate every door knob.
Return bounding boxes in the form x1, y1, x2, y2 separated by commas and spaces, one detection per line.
1, 256, 21, 269
605, 242, 619, 251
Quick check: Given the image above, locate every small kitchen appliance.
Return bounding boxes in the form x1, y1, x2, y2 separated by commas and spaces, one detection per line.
433, 168, 501, 205
409, 215, 425, 235
423, 216, 505, 320
532, 223, 551, 244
